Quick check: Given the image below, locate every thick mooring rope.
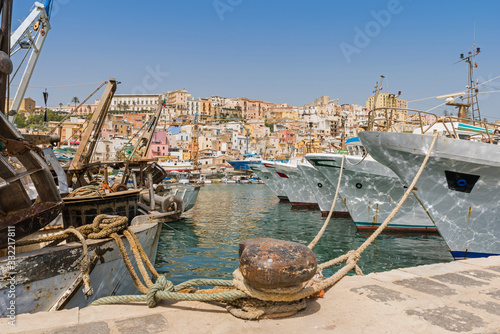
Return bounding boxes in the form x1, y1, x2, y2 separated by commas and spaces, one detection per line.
308, 154, 345, 250
91, 276, 247, 307
16, 215, 128, 246
17, 215, 129, 298
90, 133, 439, 319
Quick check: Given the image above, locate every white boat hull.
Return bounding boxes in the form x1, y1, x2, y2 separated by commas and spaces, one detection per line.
359, 131, 500, 258
311, 154, 435, 232
250, 165, 285, 199
158, 162, 193, 172
275, 162, 318, 207
297, 164, 350, 217
262, 162, 289, 201
169, 185, 200, 212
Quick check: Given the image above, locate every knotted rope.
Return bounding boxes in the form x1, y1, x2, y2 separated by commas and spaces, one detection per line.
91, 276, 247, 307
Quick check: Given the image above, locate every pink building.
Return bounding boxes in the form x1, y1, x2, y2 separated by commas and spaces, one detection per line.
102, 128, 115, 140
148, 131, 169, 158
70, 104, 98, 116
279, 130, 295, 144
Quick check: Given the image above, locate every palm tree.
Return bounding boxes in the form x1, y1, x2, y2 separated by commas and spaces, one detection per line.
123, 103, 129, 112
132, 101, 136, 111
71, 97, 79, 113
59, 102, 63, 108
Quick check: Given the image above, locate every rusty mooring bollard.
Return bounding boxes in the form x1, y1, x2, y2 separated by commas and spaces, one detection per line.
239, 238, 317, 289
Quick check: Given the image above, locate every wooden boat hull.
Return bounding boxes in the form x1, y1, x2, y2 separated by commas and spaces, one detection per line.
0, 221, 161, 315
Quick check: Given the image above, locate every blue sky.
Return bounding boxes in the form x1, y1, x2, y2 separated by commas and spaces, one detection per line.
11, 0, 500, 120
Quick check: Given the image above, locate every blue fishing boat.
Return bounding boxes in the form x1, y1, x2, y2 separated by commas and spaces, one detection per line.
228, 153, 262, 170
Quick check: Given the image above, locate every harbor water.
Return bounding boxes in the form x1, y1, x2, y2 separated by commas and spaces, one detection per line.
155, 184, 454, 285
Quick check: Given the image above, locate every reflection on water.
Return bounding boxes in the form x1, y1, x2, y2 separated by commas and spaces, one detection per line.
155, 184, 453, 285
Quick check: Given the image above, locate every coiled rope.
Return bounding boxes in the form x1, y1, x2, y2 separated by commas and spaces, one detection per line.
67, 182, 113, 198
90, 133, 439, 319
17, 215, 129, 299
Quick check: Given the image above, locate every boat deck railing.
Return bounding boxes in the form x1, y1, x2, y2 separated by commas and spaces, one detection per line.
367, 107, 500, 144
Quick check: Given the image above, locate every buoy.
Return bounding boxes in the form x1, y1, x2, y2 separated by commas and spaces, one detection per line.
239, 238, 317, 289
111, 183, 128, 192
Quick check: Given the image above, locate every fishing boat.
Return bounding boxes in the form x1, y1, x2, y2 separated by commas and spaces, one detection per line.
0, 215, 162, 315
297, 163, 350, 217
358, 46, 500, 258
262, 161, 289, 201
307, 152, 436, 232
157, 159, 193, 172
249, 165, 286, 198
228, 153, 262, 170
274, 162, 319, 208
0, 96, 167, 315
161, 183, 201, 212
359, 127, 500, 257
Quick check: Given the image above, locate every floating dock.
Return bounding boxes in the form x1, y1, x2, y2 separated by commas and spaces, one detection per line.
2, 256, 500, 333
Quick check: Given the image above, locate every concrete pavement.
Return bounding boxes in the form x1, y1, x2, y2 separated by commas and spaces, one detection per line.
2, 256, 500, 333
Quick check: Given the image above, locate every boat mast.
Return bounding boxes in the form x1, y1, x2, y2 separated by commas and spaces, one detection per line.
460, 45, 481, 120
368, 75, 384, 130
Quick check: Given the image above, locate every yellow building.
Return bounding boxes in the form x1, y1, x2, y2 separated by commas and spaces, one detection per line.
167, 89, 188, 116
6, 97, 36, 112
295, 138, 322, 157
366, 93, 407, 110
47, 120, 86, 143
366, 93, 408, 121
200, 98, 212, 117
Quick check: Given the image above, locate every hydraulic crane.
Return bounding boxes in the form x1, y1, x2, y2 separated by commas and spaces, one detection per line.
8, 0, 52, 123
119, 97, 167, 189
127, 97, 165, 160
67, 78, 117, 187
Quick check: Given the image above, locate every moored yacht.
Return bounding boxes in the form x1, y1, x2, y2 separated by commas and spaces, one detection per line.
228, 153, 262, 170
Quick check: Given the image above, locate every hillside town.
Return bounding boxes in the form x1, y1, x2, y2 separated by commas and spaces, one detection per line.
13, 88, 427, 173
